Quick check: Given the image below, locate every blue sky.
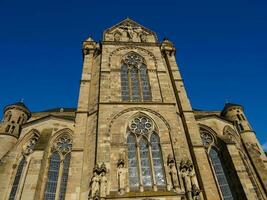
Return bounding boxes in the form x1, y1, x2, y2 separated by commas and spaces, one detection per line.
0, 0, 266, 148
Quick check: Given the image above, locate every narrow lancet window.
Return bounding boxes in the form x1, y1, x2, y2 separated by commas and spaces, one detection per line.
150, 133, 165, 186
209, 148, 234, 200
139, 137, 152, 186
127, 134, 139, 188
9, 157, 26, 200
44, 153, 61, 200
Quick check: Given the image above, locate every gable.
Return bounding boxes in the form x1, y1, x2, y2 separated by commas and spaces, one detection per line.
103, 18, 158, 43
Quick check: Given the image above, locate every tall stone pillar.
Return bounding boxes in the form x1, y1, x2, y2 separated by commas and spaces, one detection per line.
161, 39, 221, 200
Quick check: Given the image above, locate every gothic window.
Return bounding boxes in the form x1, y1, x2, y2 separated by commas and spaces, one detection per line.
200, 130, 234, 200
120, 53, 152, 102
44, 136, 72, 200
209, 148, 234, 200
8, 157, 26, 200
127, 116, 166, 191
9, 134, 39, 200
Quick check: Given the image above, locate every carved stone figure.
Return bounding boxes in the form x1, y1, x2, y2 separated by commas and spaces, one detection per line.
114, 32, 121, 41
90, 172, 100, 198
167, 154, 179, 192
100, 171, 108, 198
140, 34, 147, 42
117, 159, 126, 194
22, 135, 38, 156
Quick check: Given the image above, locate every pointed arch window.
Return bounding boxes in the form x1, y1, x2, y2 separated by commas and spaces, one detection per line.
9, 134, 39, 200
121, 53, 152, 102
200, 130, 234, 200
127, 116, 166, 191
8, 157, 26, 200
44, 136, 72, 200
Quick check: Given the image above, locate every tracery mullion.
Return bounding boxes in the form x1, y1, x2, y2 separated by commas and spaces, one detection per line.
148, 144, 157, 191
136, 142, 144, 191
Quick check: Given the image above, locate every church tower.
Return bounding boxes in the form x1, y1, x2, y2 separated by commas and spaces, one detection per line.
1, 18, 267, 200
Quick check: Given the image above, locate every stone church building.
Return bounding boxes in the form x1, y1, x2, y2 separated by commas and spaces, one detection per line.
0, 18, 267, 200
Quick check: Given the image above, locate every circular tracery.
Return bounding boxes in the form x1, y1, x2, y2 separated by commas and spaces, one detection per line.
124, 54, 144, 67
130, 116, 153, 135
56, 137, 72, 154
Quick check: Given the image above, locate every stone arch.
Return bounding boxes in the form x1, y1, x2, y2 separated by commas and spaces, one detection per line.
15, 129, 40, 151
107, 107, 171, 138
198, 124, 218, 146
109, 46, 158, 70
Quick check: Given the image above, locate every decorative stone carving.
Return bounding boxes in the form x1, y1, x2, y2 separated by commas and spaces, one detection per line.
117, 159, 126, 194
54, 137, 72, 155
200, 131, 213, 147
22, 135, 39, 156
89, 171, 100, 199
89, 163, 109, 199
192, 184, 201, 200
129, 116, 153, 136
179, 159, 201, 200
167, 154, 179, 192
114, 32, 121, 41
100, 171, 108, 198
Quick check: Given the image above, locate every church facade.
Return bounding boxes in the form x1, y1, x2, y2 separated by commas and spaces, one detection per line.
0, 18, 267, 200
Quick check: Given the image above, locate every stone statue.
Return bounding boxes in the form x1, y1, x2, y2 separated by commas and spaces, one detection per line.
167, 154, 179, 192
90, 172, 100, 198
117, 159, 126, 194
100, 171, 108, 198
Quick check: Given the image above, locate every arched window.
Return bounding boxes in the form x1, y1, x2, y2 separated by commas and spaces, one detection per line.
200, 129, 234, 200
9, 157, 26, 200
127, 116, 165, 191
9, 134, 39, 200
209, 148, 234, 200
121, 53, 152, 102
44, 136, 72, 200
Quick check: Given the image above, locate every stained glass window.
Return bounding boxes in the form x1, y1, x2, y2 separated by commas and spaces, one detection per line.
44, 153, 61, 200
150, 133, 165, 186
121, 53, 152, 102
130, 67, 141, 101
127, 116, 166, 191
121, 64, 130, 101
9, 157, 26, 200
140, 65, 151, 101
59, 153, 71, 200
139, 137, 152, 186
209, 148, 234, 200
127, 134, 139, 188
44, 136, 72, 200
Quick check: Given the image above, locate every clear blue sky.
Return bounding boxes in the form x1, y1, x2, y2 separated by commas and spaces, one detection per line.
0, 0, 266, 148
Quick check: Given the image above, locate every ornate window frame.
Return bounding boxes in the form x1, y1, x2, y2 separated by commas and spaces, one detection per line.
120, 52, 152, 102
7, 130, 39, 200
43, 132, 73, 200
126, 114, 166, 192
199, 127, 234, 200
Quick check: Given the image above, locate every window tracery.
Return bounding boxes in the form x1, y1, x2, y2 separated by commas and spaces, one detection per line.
44, 135, 72, 200
121, 53, 152, 102
200, 129, 234, 200
127, 115, 165, 191
9, 134, 39, 200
